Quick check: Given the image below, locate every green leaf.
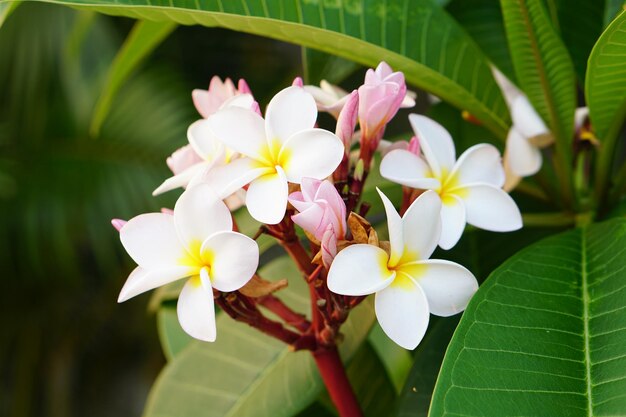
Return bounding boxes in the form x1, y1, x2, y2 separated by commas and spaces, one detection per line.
0, 0, 19, 28
395, 316, 460, 417
90, 19, 176, 136
144, 256, 376, 417
22, 0, 511, 138
500, 0, 577, 205
429, 218, 626, 416
446, 0, 516, 82
157, 303, 195, 361
587, 11, 626, 203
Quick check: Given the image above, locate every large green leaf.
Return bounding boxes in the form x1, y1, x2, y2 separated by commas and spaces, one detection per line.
500, 0, 577, 205
22, 0, 510, 137
586, 11, 626, 203
429, 218, 626, 416
144, 256, 376, 417
90, 19, 177, 136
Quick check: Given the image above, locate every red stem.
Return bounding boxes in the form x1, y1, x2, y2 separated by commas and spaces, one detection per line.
313, 347, 363, 417
258, 295, 310, 332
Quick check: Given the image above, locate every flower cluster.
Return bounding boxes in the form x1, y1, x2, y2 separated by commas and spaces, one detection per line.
115, 63, 526, 351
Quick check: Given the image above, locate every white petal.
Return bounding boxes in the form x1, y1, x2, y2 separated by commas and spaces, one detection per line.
490, 66, 522, 109
410, 260, 478, 317
461, 184, 522, 232
377, 188, 404, 267
205, 106, 269, 163
118, 266, 193, 302
574, 106, 589, 130
380, 149, 440, 190
246, 166, 289, 224
152, 163, 206, 196
219, 93, 255, 110
177, 270, 217, 342
409, 114, 456, 177
506, 127, 542, 177
279, 129, 343, 183
188, 119, 225, 161
451, 144, 505, 188
120, 213, 188, 269
200, 231, 259, 292
199, 157, 270, 199
439, 194, 466, 250
402, 190, 442, 260
174, 183, 232, 249
327, 244, 395, 296
265, 86, 318, 145
511, 95, 549, 138
375, 276, 430, 350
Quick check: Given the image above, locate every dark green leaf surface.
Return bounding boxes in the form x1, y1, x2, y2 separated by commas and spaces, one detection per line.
429, 218, 626, 416
23, 0, 510, 137
145, 256, 376, 417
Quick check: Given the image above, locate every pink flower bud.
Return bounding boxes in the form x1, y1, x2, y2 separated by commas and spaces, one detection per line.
408, 135, 420, 155
321, 224, 338, 269
358, 62, 407, 144
166, 144, 204, 175
111, 219, 127, 232
160, 208, 174, 215
289, 178, 347, 242
192, 76, 254, 118
292, 77, 304, 88
335, 90, 359, 153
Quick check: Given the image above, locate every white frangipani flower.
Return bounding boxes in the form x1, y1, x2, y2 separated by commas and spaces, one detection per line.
327, 189, 478, 350
152, 94, 255, 198
380, 114, 522, 250
203, 86, 344, 224
492, 68, 550, 177
118, 183, 259, 342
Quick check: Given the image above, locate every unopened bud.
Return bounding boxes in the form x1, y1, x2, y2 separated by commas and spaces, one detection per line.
111, 219, 127, 232
238, 78, 252, 94
292, 77, 304, 88
408, 136, 420, 155
354, 159, 365, 181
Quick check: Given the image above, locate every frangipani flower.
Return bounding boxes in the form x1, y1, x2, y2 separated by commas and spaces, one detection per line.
192, 76, 252, 119
152, 94, 255, 198
289, 178, 347, 267
304, 80, 353, 118
358, 62, 413, 143
327, 189, 478, 349
380, 114, 522, 250
204, 86, 344, 224
118, 183, 259, 342
492, 68, 550, 177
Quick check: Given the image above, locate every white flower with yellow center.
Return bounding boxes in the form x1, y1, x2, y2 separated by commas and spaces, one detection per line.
204, 86, 344, 224
117, 183, 259, 342
152, 94, 255, 197
380, 114, 522, 250
327, 189, 478, 350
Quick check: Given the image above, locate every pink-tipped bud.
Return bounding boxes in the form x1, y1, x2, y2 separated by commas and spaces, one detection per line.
292, 77, 304, 88
238, 78, 252, 94
111, 219, 127, 232
289, 178, 347, 242
161, 208, 174, 215
335, 90, 359, 153
358, 61, 407, 145
408, 136, 420, 155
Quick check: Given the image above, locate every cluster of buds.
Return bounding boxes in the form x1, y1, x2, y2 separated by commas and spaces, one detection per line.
113, 62, 523, 351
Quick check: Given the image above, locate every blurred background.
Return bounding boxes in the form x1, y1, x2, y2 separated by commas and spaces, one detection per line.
0, 3, 307, 416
